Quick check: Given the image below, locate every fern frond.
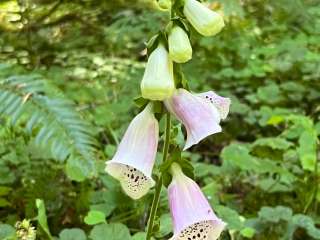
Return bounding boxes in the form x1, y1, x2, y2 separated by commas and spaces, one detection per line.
0, 65, 98, 180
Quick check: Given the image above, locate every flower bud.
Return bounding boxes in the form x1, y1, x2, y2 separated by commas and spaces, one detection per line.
168, 26, 192, 63
183, 0, 225, 37
157, 0, 172, 10
140, 44, 175, 100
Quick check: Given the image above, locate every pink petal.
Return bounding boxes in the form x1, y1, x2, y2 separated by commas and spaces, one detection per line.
197, 91, 231, 120
105, 103, 158, 199
164, 89, 222, 150
169, 164, 226, 239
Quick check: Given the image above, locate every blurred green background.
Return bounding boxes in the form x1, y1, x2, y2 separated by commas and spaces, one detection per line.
0, 0, 320, 239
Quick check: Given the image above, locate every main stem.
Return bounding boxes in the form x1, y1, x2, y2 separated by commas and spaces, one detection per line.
146, 113, 171, 240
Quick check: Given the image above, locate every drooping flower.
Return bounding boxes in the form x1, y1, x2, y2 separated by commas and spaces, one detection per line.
164, 89, 230, 150
168, 163, 226, 240
183, 0, 225, 37
168, 26, 192, 63
105, 103, 158, 199
140, 44, 175, 101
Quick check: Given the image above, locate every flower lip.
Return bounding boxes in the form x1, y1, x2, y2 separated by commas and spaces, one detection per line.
106, 162, 155, 200
169, 219, 226, 240
197, 91, 231, 120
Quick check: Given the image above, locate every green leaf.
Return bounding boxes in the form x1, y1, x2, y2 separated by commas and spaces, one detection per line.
66, 156, 95, 182
258, 206, 292, 223
36, 199, 53, 240
221, 143, 259, 171
0, 198, 10, 207
257, 84, 284, 104
132, 232, 154, 240
298, 130, 317, 171
240, 227, 255, 238
84, 210, 106, 225
155, 213, 172, 238
0, 186, 11, 196
0, 224, 15, 240
59, 228, 87, 240
215, 205, 244, 230
89, 223, 131, 240
252, 137, 293, 150
291, 214, 320, 239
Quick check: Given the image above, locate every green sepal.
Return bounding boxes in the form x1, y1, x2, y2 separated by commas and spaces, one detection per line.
146, 31, 168, 56
133, 96, 149, 109
171, 17, 190, 37
171, 0, 185, 17
173, 63, 189, 90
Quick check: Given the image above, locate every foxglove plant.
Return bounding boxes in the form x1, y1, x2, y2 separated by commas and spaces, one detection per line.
105, 1, 229, 239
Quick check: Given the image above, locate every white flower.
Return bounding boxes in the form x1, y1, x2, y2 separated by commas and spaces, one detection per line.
140, 44, 175, 100
184, 0, 225, 36
168, 26, 192, 63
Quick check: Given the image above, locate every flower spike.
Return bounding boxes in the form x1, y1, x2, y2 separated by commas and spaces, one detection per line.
105, 103, 158, 199
164, 89, 227, 150
183, 0, 225, 37
168, 163, 226, 240
140, 44, 175, 101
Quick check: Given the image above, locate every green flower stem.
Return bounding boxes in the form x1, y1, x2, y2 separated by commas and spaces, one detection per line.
146, 113, 171, 240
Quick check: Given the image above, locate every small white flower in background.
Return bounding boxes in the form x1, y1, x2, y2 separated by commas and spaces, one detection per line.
168, 26, 193, 63
15, 219, 36, 240
105, 103, 159, 199
184, 0, 225, 36
140, 44, 175, 101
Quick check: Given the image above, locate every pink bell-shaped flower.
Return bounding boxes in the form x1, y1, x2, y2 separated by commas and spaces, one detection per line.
164, 89, 230, 150
168, 163, 226, 240
105, 103, 158, 199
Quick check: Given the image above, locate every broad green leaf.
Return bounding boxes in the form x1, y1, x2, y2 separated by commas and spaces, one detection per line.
221, 143, 259, 171
240, 227, 255, 238
84, 210, 106, 225
252, 137, 293, 150
155, 213, 172, 238
291, 214, 320, 239
0, 224, 15, 240
258, 206, 292, 223
59, 228, 87, 240
215, 205, 243, 230
132, 232, 148, 240
257, 84, 283, 104
0, 198, 10, 207
0, 186, 11, 196
89, 223, 131, 240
